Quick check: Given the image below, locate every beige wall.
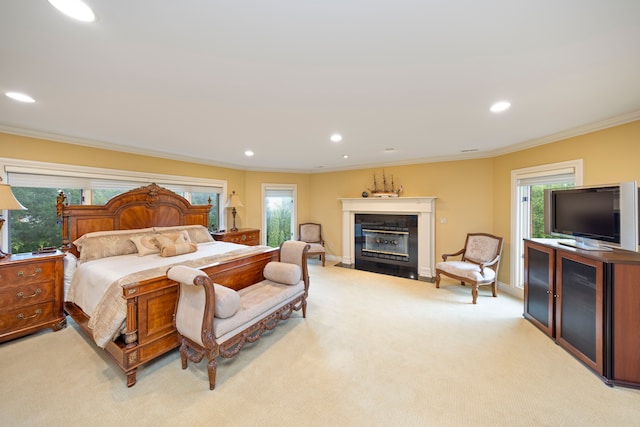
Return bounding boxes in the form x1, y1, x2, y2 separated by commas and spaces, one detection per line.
3, 120, 640, 286
492, 120, 640, 283
307, 160, 495, 263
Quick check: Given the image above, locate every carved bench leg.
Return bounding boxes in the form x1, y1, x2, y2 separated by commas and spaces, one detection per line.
471, 284, 478, 304
180, 340, 188, 370
207, 357, 218, 390
435, 272, 441, 288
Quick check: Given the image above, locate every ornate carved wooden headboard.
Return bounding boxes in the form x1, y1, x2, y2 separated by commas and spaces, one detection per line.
57, 183, 212, 256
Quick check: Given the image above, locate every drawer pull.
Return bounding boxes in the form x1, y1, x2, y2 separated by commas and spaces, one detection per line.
17, 288, 42, 299
17, 268, 42, 278
17, 309, 42, 320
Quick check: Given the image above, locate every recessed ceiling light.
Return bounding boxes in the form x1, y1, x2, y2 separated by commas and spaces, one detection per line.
48, 0, 96, 22
343, 154, 349, 159
384, 148, 395, 153
490, 101, 511, 113
244, 150, 254, 157
330, 134, 342, 142
461, 148, 479, 153
5, 92, 36, 103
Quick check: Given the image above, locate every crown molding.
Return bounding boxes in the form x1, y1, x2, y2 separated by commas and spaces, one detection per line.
488, 110, 640, 157
2, 109, 639, 174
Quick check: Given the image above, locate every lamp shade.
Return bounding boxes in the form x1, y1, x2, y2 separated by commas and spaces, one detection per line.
0, 184, 27, 210
225, 191, 244, 208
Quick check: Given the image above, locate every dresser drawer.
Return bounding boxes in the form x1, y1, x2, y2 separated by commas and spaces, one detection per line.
0, 301, 57, 333
230, 233, 259, 245
212, 229, 260, 246
0, 261, 58, 287
0, 280, 56, 310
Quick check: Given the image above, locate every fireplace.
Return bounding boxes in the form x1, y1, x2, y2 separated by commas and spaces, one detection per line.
355, 213, 418, 279
339, 196, 437, 281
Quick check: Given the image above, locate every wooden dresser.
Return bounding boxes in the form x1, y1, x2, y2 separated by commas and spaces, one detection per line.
0, 251, 66, 343
211, 228, 260, 246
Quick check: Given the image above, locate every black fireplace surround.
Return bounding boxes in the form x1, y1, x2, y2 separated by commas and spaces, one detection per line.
354, 213, 418, 280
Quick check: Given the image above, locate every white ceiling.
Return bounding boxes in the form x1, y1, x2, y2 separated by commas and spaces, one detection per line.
1, 1, 640, 173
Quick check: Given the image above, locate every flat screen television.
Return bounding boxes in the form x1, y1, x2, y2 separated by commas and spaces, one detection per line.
544, 181, 639, 252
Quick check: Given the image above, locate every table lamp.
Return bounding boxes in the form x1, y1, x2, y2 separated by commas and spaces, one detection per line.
0, 183, 27, 258
225, 191, 243, 232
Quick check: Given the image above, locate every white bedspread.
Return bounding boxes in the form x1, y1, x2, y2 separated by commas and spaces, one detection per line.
67, 241, 272, 347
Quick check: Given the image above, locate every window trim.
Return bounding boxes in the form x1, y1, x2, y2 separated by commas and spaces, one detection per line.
261, 183, 297, 246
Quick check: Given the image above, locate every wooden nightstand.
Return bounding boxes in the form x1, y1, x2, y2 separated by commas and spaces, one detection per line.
0, 251, 66, 343
212, 228, 260, 246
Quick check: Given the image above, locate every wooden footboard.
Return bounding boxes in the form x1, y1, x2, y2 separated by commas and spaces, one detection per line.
65, 247, 279, 387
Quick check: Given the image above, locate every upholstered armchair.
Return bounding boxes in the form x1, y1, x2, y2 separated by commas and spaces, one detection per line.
298, 223, 325, 266
435, 233, 503, 304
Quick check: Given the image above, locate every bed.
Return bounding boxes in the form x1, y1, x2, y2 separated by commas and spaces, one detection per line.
57, 183, 278, 387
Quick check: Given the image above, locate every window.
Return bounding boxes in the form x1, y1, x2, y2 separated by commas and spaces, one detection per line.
262, 184, 296, 248
2, 159, 226, 254
9, 187, 81, 253
511, 160, 583, 289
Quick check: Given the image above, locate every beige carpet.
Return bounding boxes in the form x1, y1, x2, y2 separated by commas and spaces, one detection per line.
1, 263, 639, 427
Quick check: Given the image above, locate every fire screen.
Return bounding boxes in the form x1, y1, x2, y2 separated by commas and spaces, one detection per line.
362, 228, 409, 261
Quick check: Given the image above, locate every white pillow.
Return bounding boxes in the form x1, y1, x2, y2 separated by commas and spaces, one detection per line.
213, 284, 240, 319
168, 266, 239, 318
130, 234, 160, 256
263, 262, 301, 286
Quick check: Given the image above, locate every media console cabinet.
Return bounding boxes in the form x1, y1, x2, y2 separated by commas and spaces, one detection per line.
524, 238, 640, 388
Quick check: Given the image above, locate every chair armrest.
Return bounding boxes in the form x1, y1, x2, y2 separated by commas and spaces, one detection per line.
442, 248, 465, 261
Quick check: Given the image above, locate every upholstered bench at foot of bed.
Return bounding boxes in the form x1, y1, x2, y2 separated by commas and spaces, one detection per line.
167, 240, 310, 390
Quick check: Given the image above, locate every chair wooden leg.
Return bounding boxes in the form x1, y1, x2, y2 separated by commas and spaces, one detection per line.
492, 281, 498, 297
435, 272, 440, 288
471, 284, 478, 304
321, 253, 325, 266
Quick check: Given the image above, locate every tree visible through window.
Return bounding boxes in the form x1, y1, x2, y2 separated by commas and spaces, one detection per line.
263, 187, 295, 248
266, 197, 292, 247
9, 187, 81, 253
8, 184, 221, 254
530, 183, 574, 238
191, 192, 219, 231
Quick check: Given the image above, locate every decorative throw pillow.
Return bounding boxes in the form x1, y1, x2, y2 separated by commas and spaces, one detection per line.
213, 284, 240, 318
153, 225, 214, 243
130, 234, 160, 256
155, 230, 191, 244
155, 233, 197, 257
168, 265, 239, 318
73, 228, 154, 261
263, 262, 301, 286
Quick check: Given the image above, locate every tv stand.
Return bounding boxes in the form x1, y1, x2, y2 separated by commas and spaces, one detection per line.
557, 240, 613, 251
524, 238, 640, 389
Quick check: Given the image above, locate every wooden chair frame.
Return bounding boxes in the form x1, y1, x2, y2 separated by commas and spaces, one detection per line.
435, 233, 504, 304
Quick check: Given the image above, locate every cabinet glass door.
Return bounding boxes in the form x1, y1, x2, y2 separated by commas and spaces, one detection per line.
556, 252, 604, 374
524, 241, 554, 336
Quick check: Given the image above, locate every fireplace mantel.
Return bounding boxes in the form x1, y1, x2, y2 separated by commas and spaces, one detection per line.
339, 197, 437, 280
